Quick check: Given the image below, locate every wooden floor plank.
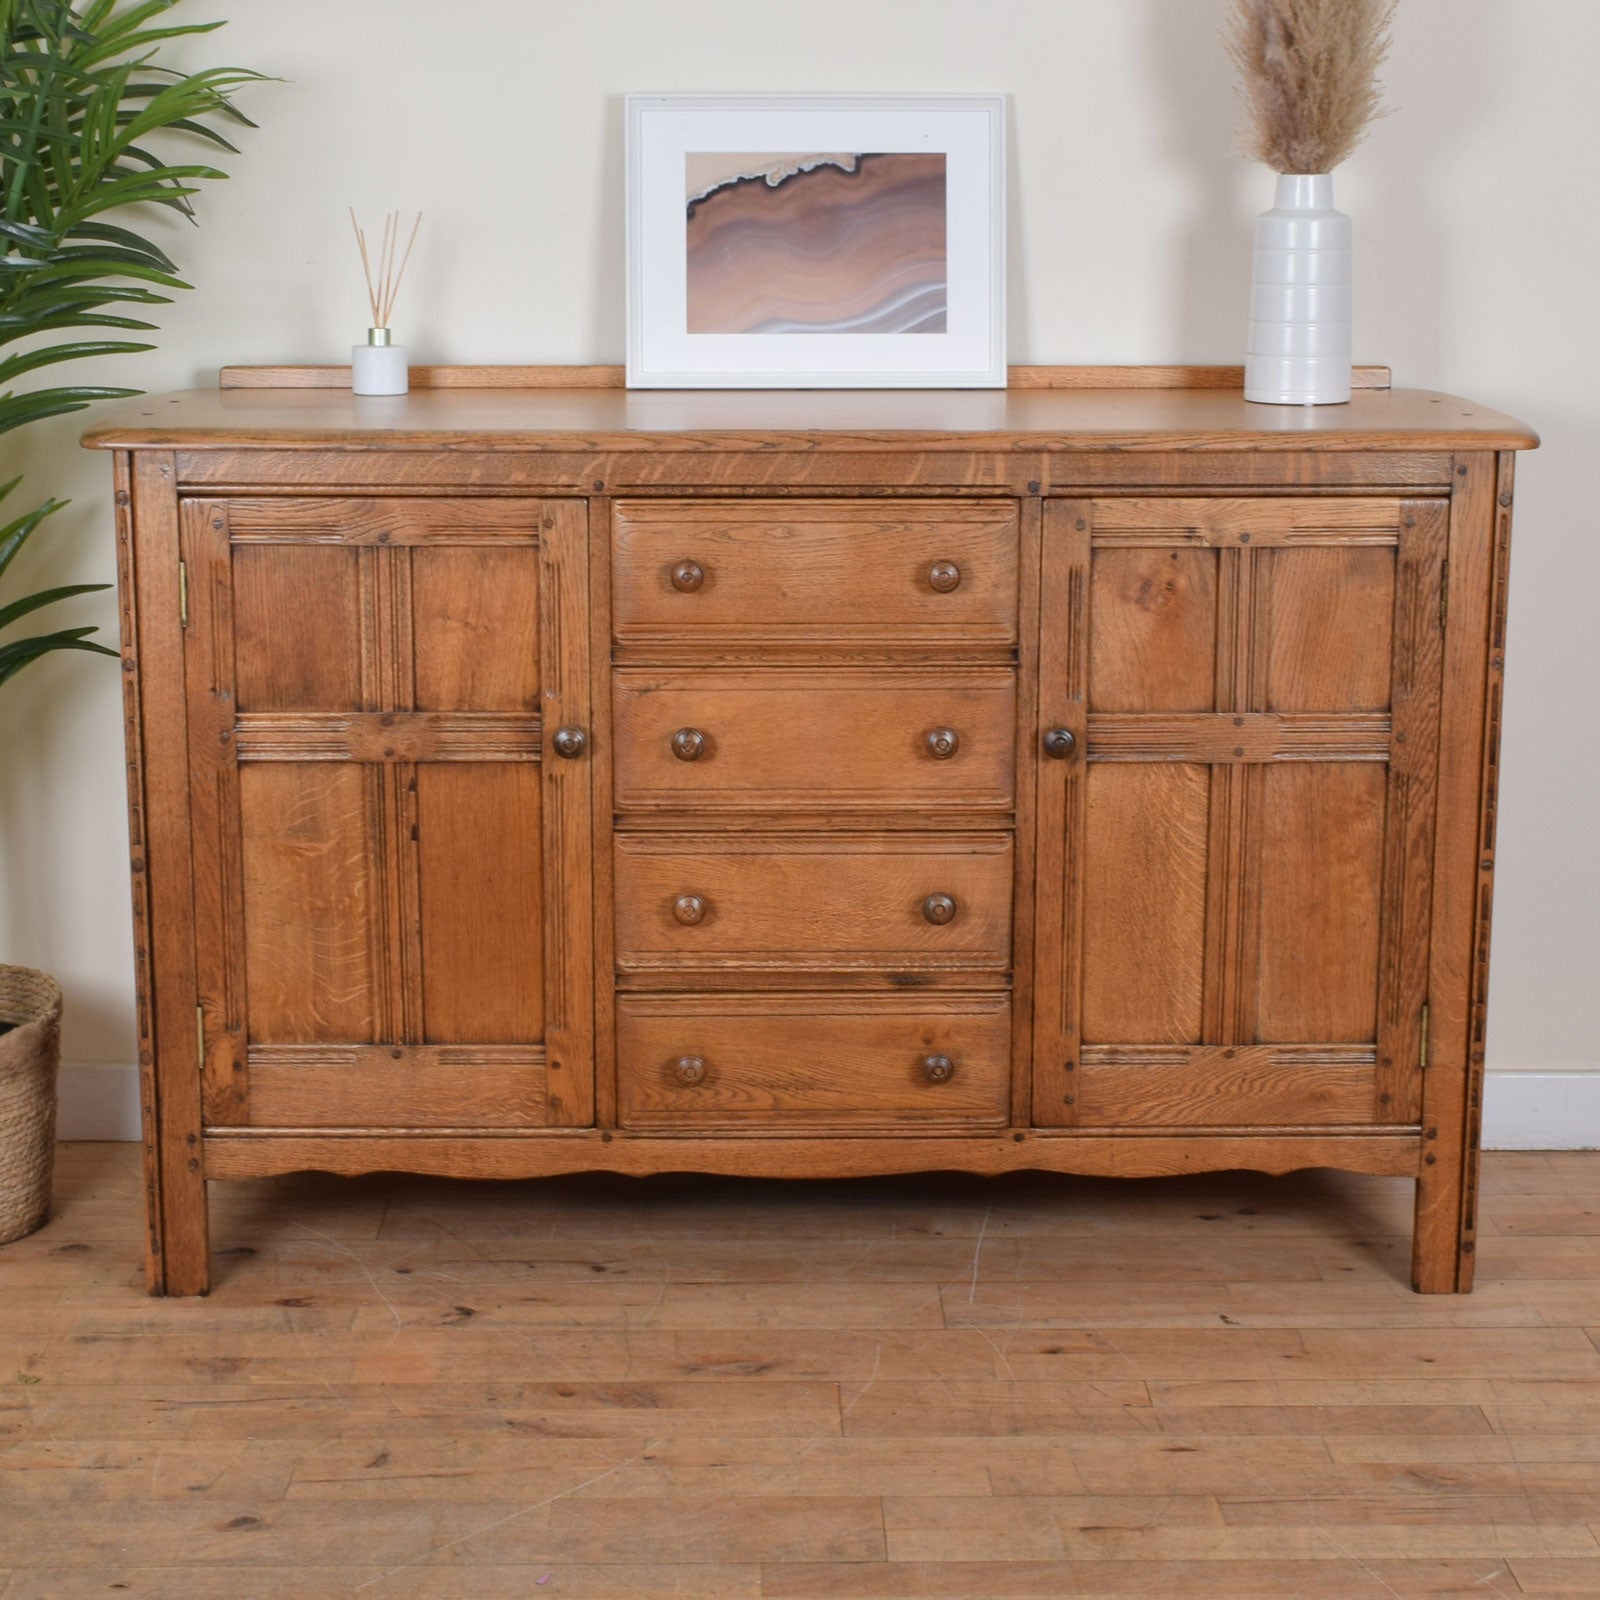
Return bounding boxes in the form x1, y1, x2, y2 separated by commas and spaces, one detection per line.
0, 1143, 1596, 1595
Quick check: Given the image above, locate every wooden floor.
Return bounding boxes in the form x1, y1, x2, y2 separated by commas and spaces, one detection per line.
1, 1145, 1598, 1598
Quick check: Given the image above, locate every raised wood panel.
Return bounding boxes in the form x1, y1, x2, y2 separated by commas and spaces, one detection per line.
231, 544, 363, 711
1076, 1049, 1378, 1127
1087, 548, 1218, 712
1080, 763, 1211, 1045
242, 1046, 546, 1128
612, 668, 1016, 811
218, 495, 543, 541
1091, 497, 1405, 545
238, 762, 378, 1044
616, 993, 1011, 1127
611, 498, 1018, 645
181, 494, 594, 1154
411, 545, 540, 711
1086, 711, 1390, 763
1255, 762, 1387, 1044
1374, 500, 1449, 1123
1264, 546, 1396, 711
233, 711, 539, 763
613, 833, 1013, 972
1038, 494, 1448, 1136
415, 764, 545, 1045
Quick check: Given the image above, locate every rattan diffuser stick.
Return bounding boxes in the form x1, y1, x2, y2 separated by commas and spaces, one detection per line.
349, 207, 422, 330
1225, 0, 1398, 174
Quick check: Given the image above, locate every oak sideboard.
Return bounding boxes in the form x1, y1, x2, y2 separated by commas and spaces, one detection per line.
84, 364, 1537, 1296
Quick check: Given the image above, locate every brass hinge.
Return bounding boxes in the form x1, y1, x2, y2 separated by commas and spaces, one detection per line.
1419, 1002, 1431, 1070
179, 559, 189, 629
1438, 560, 1449, 632
195, 1003, 205, 1069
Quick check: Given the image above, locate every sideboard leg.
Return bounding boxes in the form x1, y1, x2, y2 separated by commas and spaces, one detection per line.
1412, 1136, 1477, 1294
156, 1156, 211, 1297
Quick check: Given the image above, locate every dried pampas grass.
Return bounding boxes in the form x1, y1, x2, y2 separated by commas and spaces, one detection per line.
1226, 0, 1398, 173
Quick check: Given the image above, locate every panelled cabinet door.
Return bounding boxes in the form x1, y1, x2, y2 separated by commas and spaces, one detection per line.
1033, 496, 1447, 1130
181, 496, 594, 1131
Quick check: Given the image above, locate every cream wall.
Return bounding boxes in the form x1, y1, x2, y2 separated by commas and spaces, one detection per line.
3, 0, 1594, 1141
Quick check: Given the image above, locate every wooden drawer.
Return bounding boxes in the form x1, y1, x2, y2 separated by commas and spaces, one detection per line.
613, 668, 1016, 812
614, 833, 1014, 972
617, 993, 1011, 1127
611, 498, 1018, 645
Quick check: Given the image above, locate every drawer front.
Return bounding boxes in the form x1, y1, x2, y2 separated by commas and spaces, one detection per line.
614, 833, 1014, 971
613, 668, 1016, 811
617, 993, 1012, 1127
611, 499, 1018, 644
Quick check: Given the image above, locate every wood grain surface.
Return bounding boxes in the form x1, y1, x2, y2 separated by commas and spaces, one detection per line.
611, 668, 1017, 813
612, 833, 1015, 973
100, 384, 1534, 1299
3, 1142, 1596, 1597
616, 993, 1012, 1129
81, 383, 1537, 454
611, 497, 1019, 646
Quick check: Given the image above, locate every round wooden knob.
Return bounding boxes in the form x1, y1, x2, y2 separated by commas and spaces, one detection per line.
928, 561, 962, 593
550, 726, 587, 759
1043, 727, 1077, 760
671, 728, 707, 762
925, 728, 960, 760
672, 894, 706, 925
922, 893, 957, 926
922, 1054, 956, 1083
671, 1054, 708, 1086
671, 560, 704, 593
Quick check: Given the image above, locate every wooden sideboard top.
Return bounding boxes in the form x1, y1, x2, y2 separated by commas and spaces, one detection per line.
82, 366, 1538, 454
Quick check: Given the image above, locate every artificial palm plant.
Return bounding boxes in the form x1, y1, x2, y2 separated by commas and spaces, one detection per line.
0, 0, 260, 1244
1, 0, 261, 686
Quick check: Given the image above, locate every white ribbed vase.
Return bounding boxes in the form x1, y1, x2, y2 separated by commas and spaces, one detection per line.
1245, 173, 1352, 405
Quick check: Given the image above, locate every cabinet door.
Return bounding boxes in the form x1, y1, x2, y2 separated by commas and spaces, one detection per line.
1033, 496, 1447, 1129
181, 496, 593, 1130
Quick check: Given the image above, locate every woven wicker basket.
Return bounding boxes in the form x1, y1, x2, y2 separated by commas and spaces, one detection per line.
0, 965, 62, 1245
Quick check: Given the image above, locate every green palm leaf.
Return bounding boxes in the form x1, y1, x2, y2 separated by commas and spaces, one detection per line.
0, 0, 263, 692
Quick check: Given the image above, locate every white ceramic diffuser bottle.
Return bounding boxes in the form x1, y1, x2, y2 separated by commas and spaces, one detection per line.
348, 208, 421, 397
352, 325, 408, 395
1244, 174, 1351, 405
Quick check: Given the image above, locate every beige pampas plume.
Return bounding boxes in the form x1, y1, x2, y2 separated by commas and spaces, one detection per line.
1225, 0, 1399, 173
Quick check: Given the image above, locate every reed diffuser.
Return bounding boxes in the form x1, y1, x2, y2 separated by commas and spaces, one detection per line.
1226, 0, 1397, 405
349, 208, 422, 395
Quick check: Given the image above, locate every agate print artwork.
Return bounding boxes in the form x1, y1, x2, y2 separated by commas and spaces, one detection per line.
626, 95, 1004, 387
684, 153, 948, 336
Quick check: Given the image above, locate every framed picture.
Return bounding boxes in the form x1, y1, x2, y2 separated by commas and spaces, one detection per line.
626, 93, 1006, 389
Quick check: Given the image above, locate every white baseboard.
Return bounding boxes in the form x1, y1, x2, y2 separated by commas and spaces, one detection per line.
1480, 1069, 1600, 1151
53, 1061, 1600, 1151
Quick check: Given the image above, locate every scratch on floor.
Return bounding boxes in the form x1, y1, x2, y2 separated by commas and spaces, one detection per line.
289, 1222, 404, 1331
965, 1202, 993, 1305
353, 1446, 652, 1590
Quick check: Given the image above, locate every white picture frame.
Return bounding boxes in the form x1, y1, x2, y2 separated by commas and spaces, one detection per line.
625, 93, 1006, 389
